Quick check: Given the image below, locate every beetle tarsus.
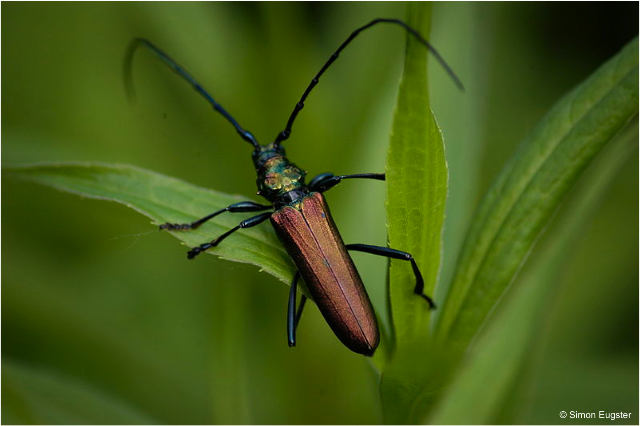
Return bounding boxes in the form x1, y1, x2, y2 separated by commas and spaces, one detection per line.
160, 222, 195, 231
417, 292, 436, 310
186, 214, 270, 261
187, 246, 205, 259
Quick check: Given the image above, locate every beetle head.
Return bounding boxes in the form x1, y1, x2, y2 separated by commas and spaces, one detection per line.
252, 143, 286, 170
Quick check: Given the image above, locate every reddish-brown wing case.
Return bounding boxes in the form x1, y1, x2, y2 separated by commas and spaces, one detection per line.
271, 192, 379, 356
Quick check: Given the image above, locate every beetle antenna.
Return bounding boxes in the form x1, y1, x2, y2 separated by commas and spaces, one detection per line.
273, 18, 464, 147
125, 38, 260, 151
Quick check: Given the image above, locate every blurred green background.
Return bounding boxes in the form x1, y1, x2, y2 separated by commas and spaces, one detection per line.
2, 2, 637, 424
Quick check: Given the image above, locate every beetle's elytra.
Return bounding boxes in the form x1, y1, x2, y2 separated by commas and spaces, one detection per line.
272, 191, 379, 355
126, 18, 461, 356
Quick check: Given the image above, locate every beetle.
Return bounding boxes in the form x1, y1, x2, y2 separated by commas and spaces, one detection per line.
125, 18, 462, 356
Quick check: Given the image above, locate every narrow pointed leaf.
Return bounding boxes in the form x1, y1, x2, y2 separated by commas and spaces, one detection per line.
385, 1, 446, 351
381, 3, 449, 423
430, 123, 638, 424
437, 37, 639, 347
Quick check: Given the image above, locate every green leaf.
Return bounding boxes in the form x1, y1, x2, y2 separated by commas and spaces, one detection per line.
429, 121, 639, 424
2, 358, 156, 424
3, 162, 295, 284
385, 1, 446, 351
437, 37, 639, 348
380, 2, 449, 423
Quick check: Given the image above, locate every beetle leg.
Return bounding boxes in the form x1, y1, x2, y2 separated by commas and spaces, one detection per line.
308, 173, 385, 193
288, 271, 308, 347
187, 212, 272, 259
160, 201, 271, 231
346, 243, 436, 309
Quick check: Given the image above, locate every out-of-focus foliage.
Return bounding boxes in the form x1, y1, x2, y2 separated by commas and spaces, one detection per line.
2, 2, 638, 424
438, 37, 638, 348
430, 120, 639, 425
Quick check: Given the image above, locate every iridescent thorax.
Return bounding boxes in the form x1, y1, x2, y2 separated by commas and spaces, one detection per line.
255, 153, 307, 204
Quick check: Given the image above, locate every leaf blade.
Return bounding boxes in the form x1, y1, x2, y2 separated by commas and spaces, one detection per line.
385, 1, 447, 351
437, 37, 639, 347
429, 120, 639, 424
380, 3, 450, 423
4, 162, 295, 284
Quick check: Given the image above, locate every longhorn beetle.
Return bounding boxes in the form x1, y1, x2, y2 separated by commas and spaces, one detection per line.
125, 18, 462, 356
